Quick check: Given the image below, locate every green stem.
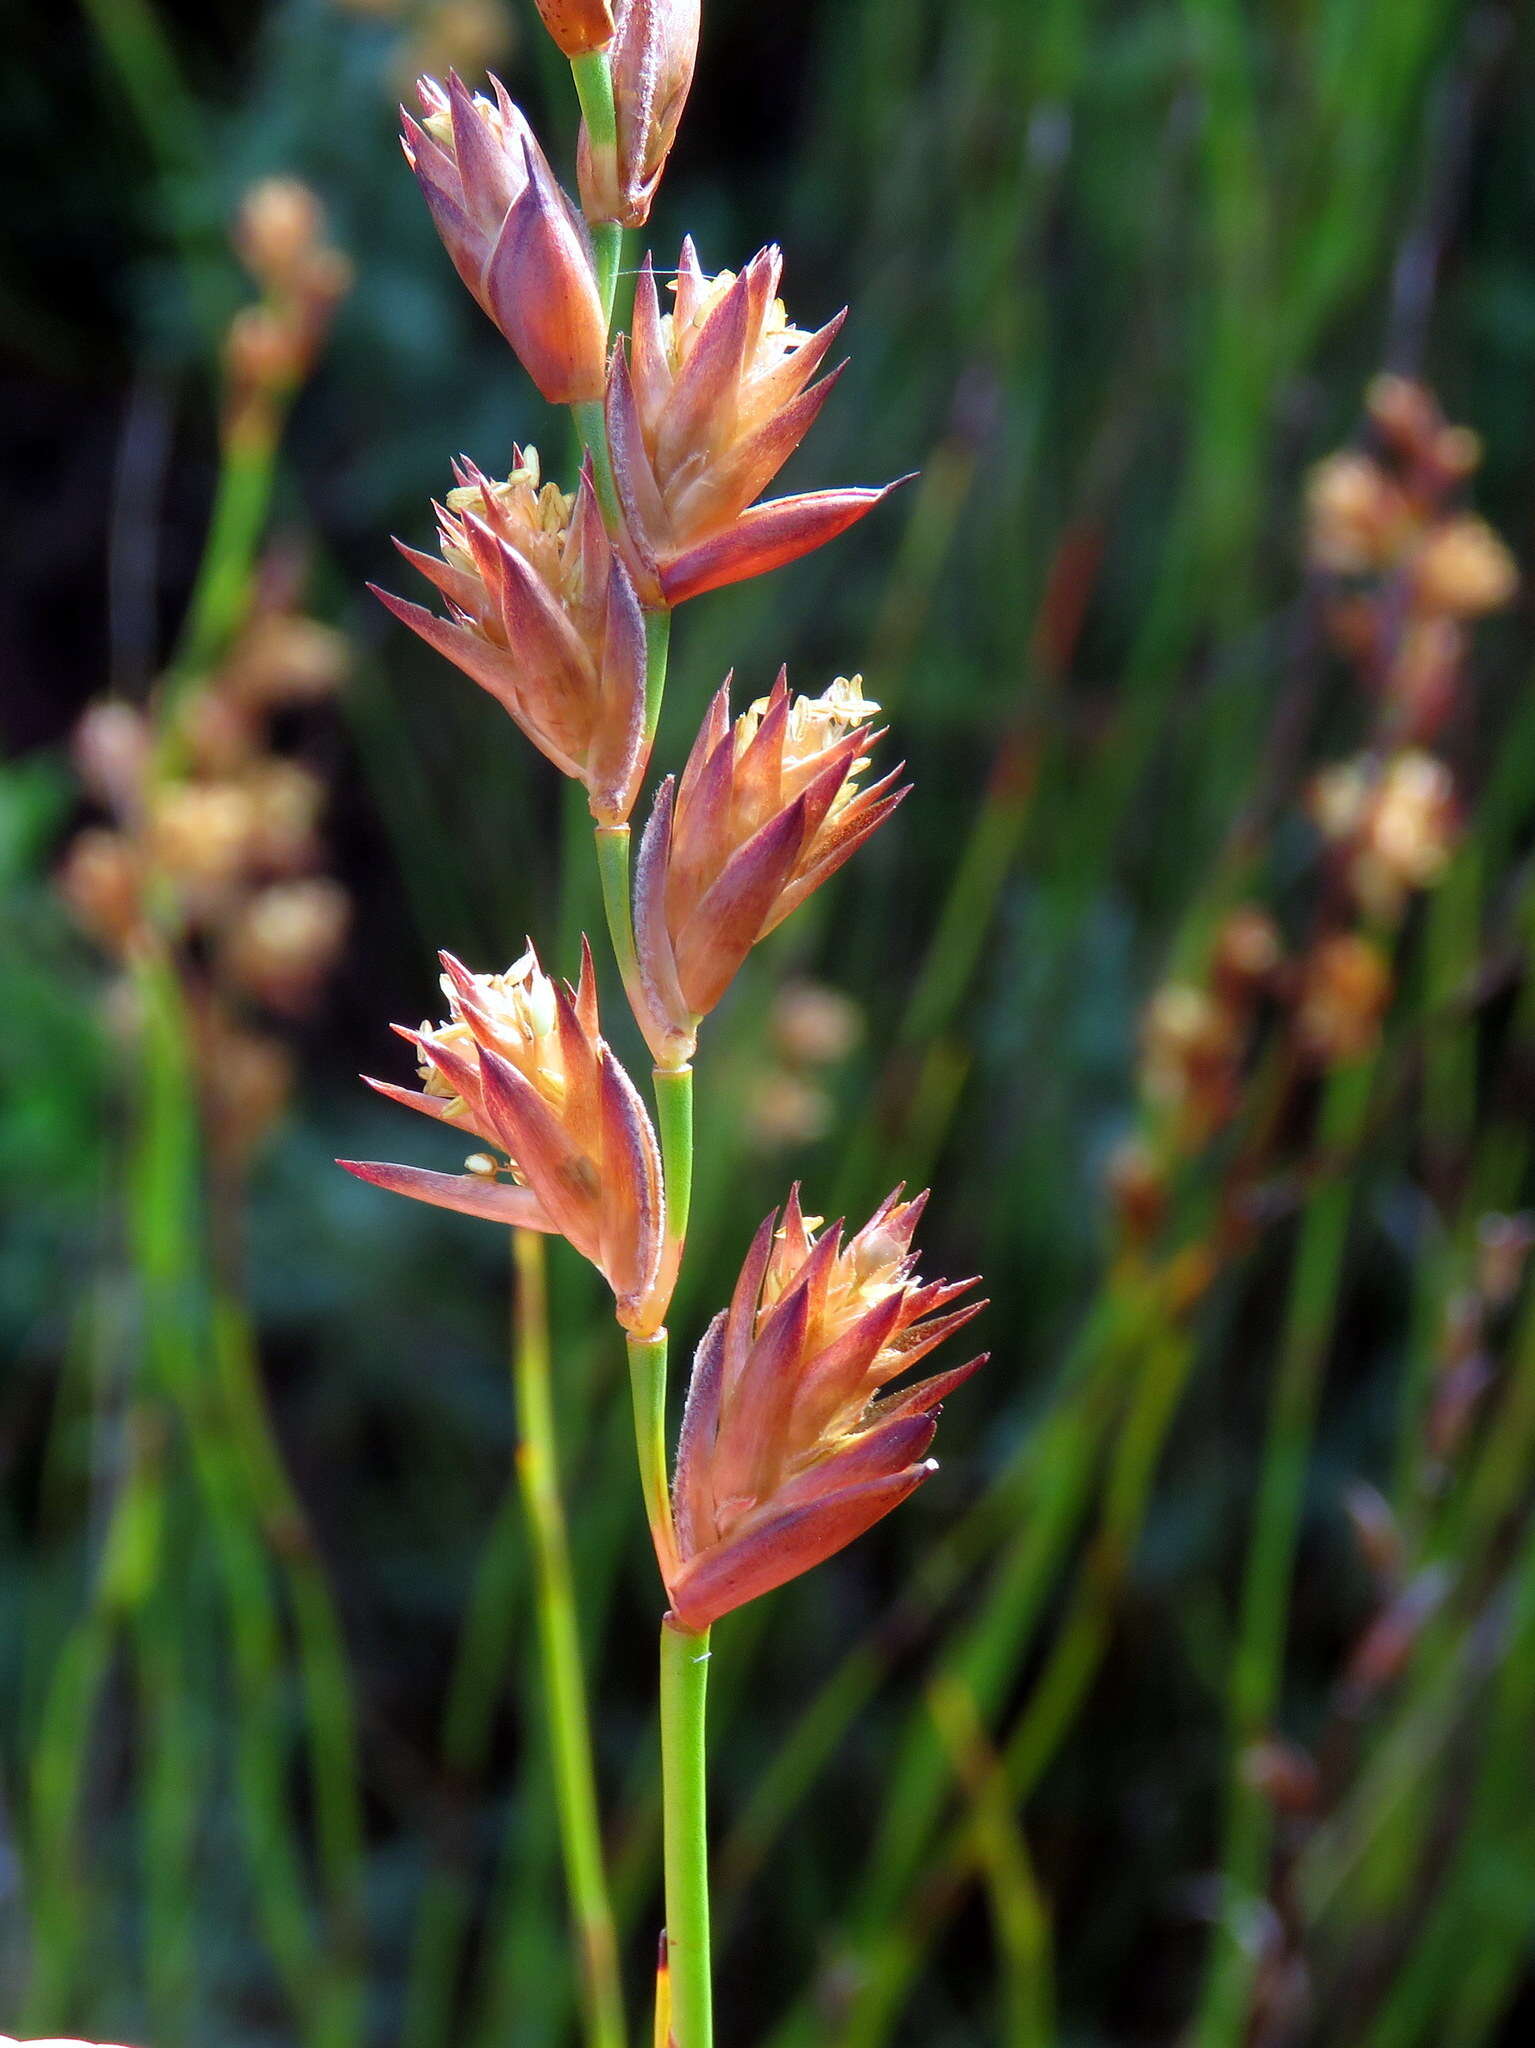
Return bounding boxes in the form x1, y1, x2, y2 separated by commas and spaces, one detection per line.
1191, 1049, 1378, 2047
593, 828, 696, 1294
402, 1487, 529, 2048
660, 1616, 714, 2048
176, 427, 282, 667
655, 1064, 694, 1290
126, 947, 210, 2043
568, 50, 622, 315
573, 399, 621, 526
132, 951, 354, 2048
596, 824, 645, 1019
135, 1576, 202, 2040
628, 1331, 676, 1573
566, 50, 628, 574
643, 607, 672, 742
569, 51, 617, 150
593, 222, 624, 332
21, 1416, 164, 2029
510, 1229, 627, 2048
211, 1291, 367, 2018
154, 421, 285, 779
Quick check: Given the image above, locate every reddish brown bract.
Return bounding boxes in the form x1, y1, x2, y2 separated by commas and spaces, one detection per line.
577, 0, 700, 228
339, 942, 669, 1335
403, 74, 607, 403
665, 1189, 985, 1630
533, 0, 615, 57
631, 672, 906, 1065
371, 451, 648, 826
606, 241, 900, 606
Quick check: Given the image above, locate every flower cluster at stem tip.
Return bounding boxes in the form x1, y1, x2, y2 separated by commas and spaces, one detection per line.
349, 0, 984, 1636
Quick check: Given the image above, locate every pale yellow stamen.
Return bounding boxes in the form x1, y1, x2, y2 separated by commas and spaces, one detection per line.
664, 270, 813, 374
417, 950, 565, 1104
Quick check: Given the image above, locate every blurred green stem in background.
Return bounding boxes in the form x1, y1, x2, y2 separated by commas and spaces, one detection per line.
124, 947, 217, 2044
510, 1227, 627, 2048
80, 0, 288, 772
211, 1293, 367, 2007
1367, 1515, 1535, 2046
758, 1279, 1160, 2048
156, 421, 285, 754
927, 1674, 1054, 2048
21, 1413, 164, 2028
135, 949, 364, 2048
1193, 1046, 1381, 2046
402, 1487, 530, 2048
838, 1311, 1199, 2044
23, 0, 367, 1993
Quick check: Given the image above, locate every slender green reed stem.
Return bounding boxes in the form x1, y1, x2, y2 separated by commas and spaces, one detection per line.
927, 1677, 1053, 2048
654, 1064, 693, 1291
119, 396, 352, 2040
166, 424, 282, 687
135, 1576, 201, 2042
126, 945, 210, 2039
1191, 1049, 1379, 2047
20, 1415, 164, 2029
847, 1275, 1160, 1941
82, 0, 320, 781
1338, 1249, 1535, 1938
1360, 1524, 1535, 2048
1002, 1323, 1196, 1797
467, 1401, 636, 2048
596, 824, 645, 1017
592, 607, 673, 1025
593, 222, 624, 327
568, 52, 620, 324
211, 1291, 367, 2017
757, 1298, 1146, 2048
135, 953, 362, 2046
642, 608, 671, 742
573, 400, 622, 526
403, 1488, 529, 2048
660, 1617, 713, 2048
837, 1315, 1198, 2048
510, 1228, 626, 2048
423, 1367, 626, 2048
627, 1331, 675, 1572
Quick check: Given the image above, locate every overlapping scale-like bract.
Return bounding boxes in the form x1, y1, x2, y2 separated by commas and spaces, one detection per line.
665, 1188, 985, 1629
371, 450, 649, 826
340, 942, 669, 1335
403, 73, 607, 403
606, 240, 901, 606
632, 672, 906, 1065
577, 0, 699, 227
